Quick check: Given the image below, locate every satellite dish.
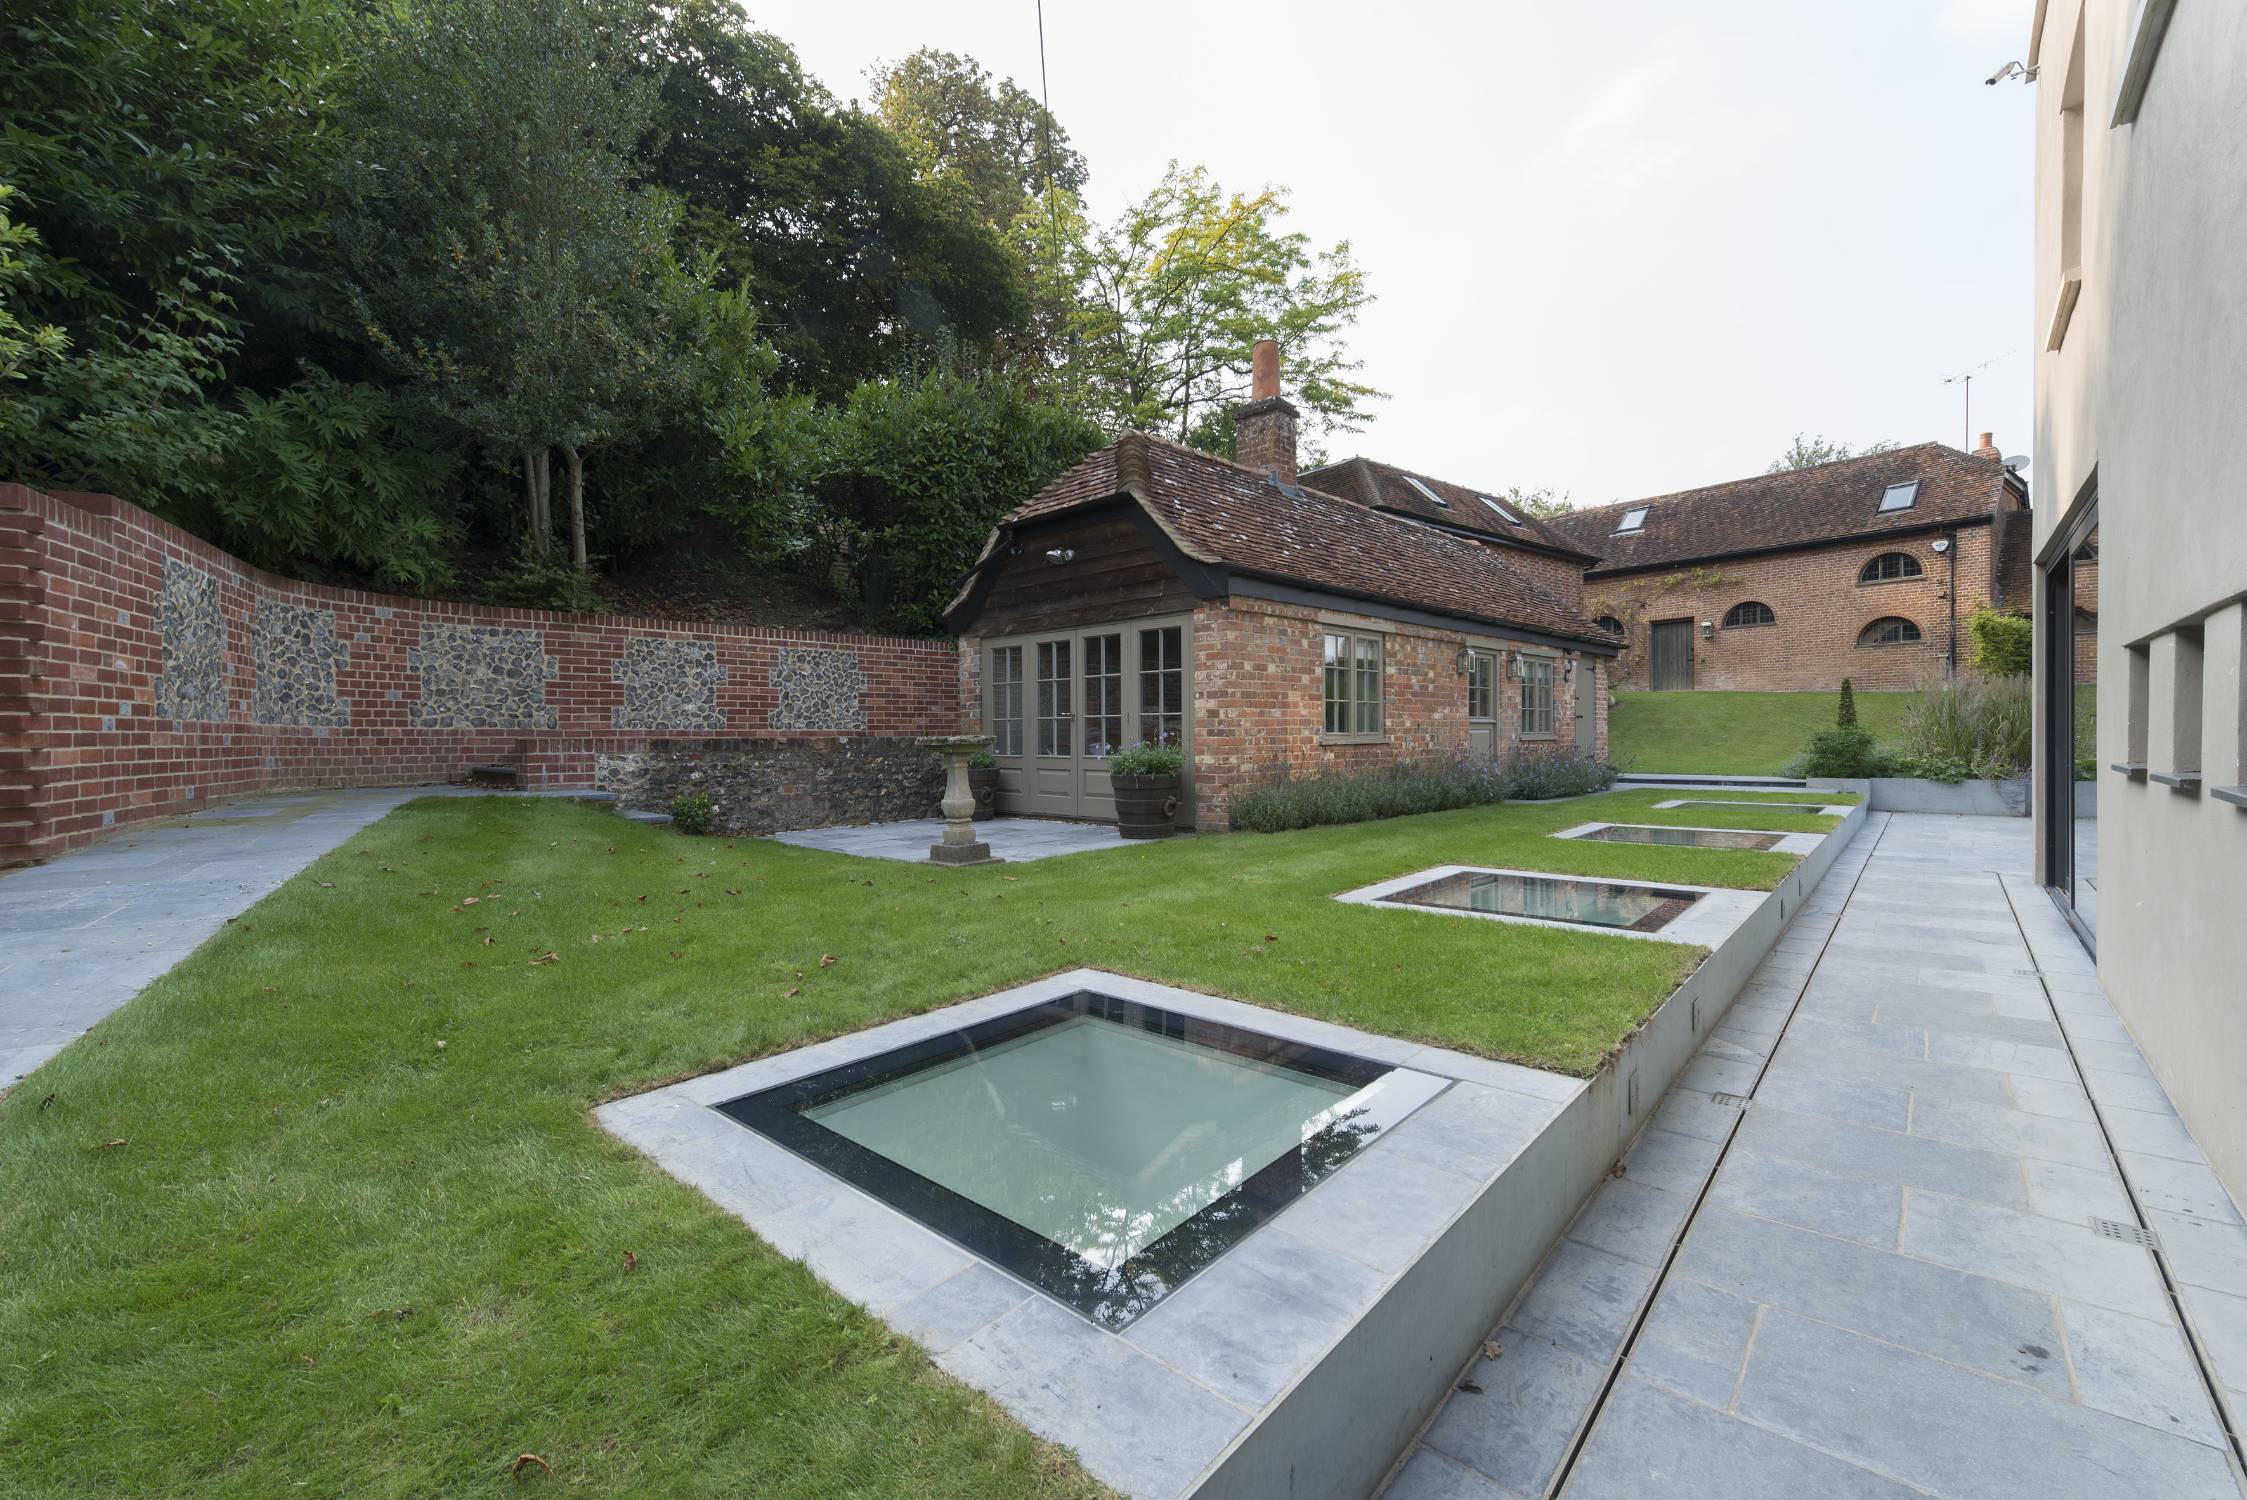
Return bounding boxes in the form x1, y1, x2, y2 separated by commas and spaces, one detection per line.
2002, 454, 2030, 469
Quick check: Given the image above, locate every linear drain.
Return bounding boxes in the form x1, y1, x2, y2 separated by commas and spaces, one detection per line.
2090, 1217, 2161, 1249
1710, 1092, 1753, 1110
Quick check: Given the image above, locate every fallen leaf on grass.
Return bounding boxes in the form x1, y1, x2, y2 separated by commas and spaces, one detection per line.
621, 1250, 637, 1273
1263, 933, 1279, 942
93, 1138, 127, 1151
818, 954, 836, 968
260, 985, 278, 994
461, 896, 480, 907
38, 1093, 55, 1111
529, 952, 559, 967
783, 987, 800, 998
668, 951, 683, 960
508, 1453, 552, 1477
481, 935, 495, 947
316, 881, 335, 889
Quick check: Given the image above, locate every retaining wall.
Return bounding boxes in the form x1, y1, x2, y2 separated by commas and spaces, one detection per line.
0, 486, 961, 864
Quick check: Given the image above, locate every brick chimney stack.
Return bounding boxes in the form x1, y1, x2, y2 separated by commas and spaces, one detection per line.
1234, 337, 1299, 484
1972, 431, 2002, 463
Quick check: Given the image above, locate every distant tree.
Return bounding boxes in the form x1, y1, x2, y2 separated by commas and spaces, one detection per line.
1068, 163, 1380, 448
644, 3, 1026, 399
1767, 433, 1898, 472
337, 0, 702, 580
1500, 485, 1574, 519
869, 47, 1086, 378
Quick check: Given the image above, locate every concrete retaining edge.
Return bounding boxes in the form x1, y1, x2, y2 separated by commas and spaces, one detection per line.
1187, 799, 1871, 1499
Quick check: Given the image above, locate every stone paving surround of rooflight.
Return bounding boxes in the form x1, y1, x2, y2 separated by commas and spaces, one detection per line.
1650, 798, 1858, 817
1552, 821, 1826, 857
1336, 865, 1767, 947
597, 968, 1581, 1500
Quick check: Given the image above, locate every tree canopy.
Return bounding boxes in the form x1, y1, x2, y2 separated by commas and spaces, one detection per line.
1767, 432, 1898, 472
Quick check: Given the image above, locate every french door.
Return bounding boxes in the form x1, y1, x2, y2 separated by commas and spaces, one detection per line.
986, 617, 1190, 821
1466, 649, 1499, 761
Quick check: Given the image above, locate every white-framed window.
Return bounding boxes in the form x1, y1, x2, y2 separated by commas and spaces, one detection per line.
1323, 631, 1383, 737
989, 645, 1023, 756
1520, 656, 1556, 737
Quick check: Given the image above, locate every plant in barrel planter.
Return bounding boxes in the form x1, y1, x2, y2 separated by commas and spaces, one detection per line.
1107, 739, 1184, 839
966, 749, 1000, 817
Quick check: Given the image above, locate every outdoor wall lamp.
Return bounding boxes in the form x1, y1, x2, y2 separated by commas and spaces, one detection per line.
1044, 547, 1074, 564
1700, 620, 1715, 637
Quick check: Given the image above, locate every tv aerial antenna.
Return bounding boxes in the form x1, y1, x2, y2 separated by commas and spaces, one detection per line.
1941, 353, 2012, 449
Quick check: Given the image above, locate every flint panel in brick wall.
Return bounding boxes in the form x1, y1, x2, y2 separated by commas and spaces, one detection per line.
153, 559, 228, 722
611, 637, 727, 731
768, 647, 867, 731
252, 600, 349, 726
408, 624, 559, 729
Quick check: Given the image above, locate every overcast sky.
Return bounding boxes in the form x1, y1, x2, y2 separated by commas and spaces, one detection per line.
759, 0, 2036, 507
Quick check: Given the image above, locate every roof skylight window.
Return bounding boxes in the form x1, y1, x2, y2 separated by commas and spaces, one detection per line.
1615, 506, 1650, 534
1402, 475, 1451, 510
1878, 481, 1920, 513
1479, 495, 1525, 525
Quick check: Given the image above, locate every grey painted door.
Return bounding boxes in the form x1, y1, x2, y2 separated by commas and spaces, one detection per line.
1027, 638, 1077, 816
1466, 650, 1498, 761
1650, 619, 1694, 690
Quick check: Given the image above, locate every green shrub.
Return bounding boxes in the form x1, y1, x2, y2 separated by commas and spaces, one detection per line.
1966, 607, 2034, 677
1898, 676, 2032, 780
1836, 677, 1858, 728
669, 790, 714, 835
1498, 748, 1620, 800
1801, 726, 1889, 778
1106, 740, 1182, 778
1231, 761, 1506, 833
966, 748, 998, 770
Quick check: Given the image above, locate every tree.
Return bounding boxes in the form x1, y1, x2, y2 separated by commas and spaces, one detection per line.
814, 370, 1102, 634
1837, 678, 1859, 728
1767, 433, 1899, 472
336, 0, 702, 578
1067, 164, 1381, 447
1499, 485, 1574, 519
870, 48, 1086, 379
643, 3, 1026, 400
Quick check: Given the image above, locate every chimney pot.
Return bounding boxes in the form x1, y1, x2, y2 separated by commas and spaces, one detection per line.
1234, 338, 1299, 483
1971, 431, 2001, 462
1251, 338, 1280, 402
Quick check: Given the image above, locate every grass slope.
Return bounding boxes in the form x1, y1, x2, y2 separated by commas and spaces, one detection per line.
0, 789, 1848, 1496
1608, 689, 1913, 774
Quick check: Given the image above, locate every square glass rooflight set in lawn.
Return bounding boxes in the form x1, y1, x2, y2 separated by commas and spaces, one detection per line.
1551, 821, 1826, 856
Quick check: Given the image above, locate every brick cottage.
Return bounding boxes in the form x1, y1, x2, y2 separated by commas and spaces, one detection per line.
946, 341, 1620, 831
1542, 440, 2032, 692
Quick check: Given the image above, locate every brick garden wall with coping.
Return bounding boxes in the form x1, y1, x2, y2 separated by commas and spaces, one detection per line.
0, 486, 962, 865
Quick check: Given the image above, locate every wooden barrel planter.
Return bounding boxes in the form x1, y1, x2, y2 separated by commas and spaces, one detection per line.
1112, 774, 1180, 839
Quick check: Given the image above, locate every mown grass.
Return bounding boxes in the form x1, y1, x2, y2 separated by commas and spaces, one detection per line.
1609, 689, 1913, 773
0, 787, 1849, 1496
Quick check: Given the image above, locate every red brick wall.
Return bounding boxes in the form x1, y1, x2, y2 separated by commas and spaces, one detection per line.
0, 487, 961, 864
1186, 597, 1606, 830
1588, 526, 1998, 692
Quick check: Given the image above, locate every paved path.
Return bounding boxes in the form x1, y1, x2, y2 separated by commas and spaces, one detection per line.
0, 788, 445, 1086
1390, 813, 2247, 1500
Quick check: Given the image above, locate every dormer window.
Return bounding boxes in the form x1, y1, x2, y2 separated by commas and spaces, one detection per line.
1402, 476, 1451, 510
1615, 506, 1650, 534
1479, 494, 1525, 526
1878, 481, 1920, 513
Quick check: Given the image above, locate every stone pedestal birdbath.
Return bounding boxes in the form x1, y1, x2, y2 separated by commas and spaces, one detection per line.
920, 735, 1002, 866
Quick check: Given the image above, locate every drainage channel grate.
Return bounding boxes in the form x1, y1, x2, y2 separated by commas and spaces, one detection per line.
1710, 1092, 1753, 1110
2090, 1217, 2161, 1249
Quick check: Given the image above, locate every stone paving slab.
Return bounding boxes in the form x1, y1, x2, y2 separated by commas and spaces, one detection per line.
1383, 814, 2247, 1500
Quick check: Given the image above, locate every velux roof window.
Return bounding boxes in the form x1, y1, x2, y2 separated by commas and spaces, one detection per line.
1615, 506, 1650, 534
1402, 475, 1452, 510
1479, 495, 1525, 525
1878, 481, 1920, 513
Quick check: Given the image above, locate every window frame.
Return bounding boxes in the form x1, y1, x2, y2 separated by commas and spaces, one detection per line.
1877, 481, 1920, 514
1722, 600, 1777, 629
1858, 616, 1924, 649
1466, 650, 1497, 722
1859, 551, 1925, 585
1321, 629, 1386, 742
1594, 615, 1626, 639
1614, 506, 1650, 534
988, 644, 1025, 757
1519, 654, 1558, 739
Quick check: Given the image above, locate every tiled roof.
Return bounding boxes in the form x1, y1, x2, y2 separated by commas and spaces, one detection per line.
1540, 443, 2022, 576
984, 433, 1612, 646
1297, 457, 1598, 561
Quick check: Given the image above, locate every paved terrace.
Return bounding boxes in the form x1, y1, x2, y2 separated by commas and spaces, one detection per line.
1389, 813, 2247, 1500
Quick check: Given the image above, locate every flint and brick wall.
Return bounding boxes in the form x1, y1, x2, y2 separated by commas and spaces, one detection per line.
1187, 597, 1606, 830
0, 486, 961, 864
1589, 526, 2005, 692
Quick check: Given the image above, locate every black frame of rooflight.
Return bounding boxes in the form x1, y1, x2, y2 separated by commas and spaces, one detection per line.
1615, 506, 1651, 533
1878, 481, 1921, 513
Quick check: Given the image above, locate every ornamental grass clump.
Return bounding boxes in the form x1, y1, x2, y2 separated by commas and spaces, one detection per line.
1892, 675, 2033, 781
1230, 760, 1506, 833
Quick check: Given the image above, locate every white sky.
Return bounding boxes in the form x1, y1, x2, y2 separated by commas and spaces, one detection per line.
759, 0, 2036, 506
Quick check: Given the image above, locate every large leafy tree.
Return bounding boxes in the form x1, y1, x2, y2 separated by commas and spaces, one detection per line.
1069, 164, 1381, 451
1766, 432, 1898, 472
644, 3, 1026, 400
336, 0, 704, 577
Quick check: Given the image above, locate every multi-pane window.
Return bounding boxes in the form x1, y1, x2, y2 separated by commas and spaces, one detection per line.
1723, 600, 1776, 628
1084, 633, 1123, 757
1323, 631, 1383, 736
1858, 617, 1922, 647
989, 646, 1023, 756
1036, 640, 1072, 756
1860, 551, 1923, 583
1520, 656, 1556, 737
1467, 652, 1497, 720
1138, 626, 1184, 748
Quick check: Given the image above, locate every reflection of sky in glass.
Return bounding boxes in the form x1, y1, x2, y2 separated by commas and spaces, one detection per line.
1393, 871, 1697, 929
805, 1017, 1360, 1269
1578, 824, 1784, 851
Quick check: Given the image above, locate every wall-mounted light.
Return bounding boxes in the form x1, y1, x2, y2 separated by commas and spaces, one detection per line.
1700, 619, 1715, 638
1044, 547, 1075, 564
1931, 538, 1951, 554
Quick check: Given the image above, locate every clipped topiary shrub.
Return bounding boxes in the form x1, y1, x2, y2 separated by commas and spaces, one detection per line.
670, 790, 714, 835
1836, 677, 1859, 728
1800, 726, 1889, 778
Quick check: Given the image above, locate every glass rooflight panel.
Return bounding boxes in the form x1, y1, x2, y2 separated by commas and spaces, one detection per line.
1616, 506, 1650, 533
1402, 475, 1452, 510
1479, 494, 1525, 525
1879, 481, 1920, 512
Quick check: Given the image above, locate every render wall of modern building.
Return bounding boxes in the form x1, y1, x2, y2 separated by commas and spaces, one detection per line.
2029, 0, 2247, 1199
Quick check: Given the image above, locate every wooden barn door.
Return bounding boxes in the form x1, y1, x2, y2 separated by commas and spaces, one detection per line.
1649, 619, 1695, 690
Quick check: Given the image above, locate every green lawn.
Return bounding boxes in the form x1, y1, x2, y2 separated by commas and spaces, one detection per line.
0, 788, 1849, 1497
1608, 689, 1914, 774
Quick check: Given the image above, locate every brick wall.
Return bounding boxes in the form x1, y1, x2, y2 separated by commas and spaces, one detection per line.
1588, 526, 2000, 692
1186, 597, 1606, 830
0, 486, 962, 864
